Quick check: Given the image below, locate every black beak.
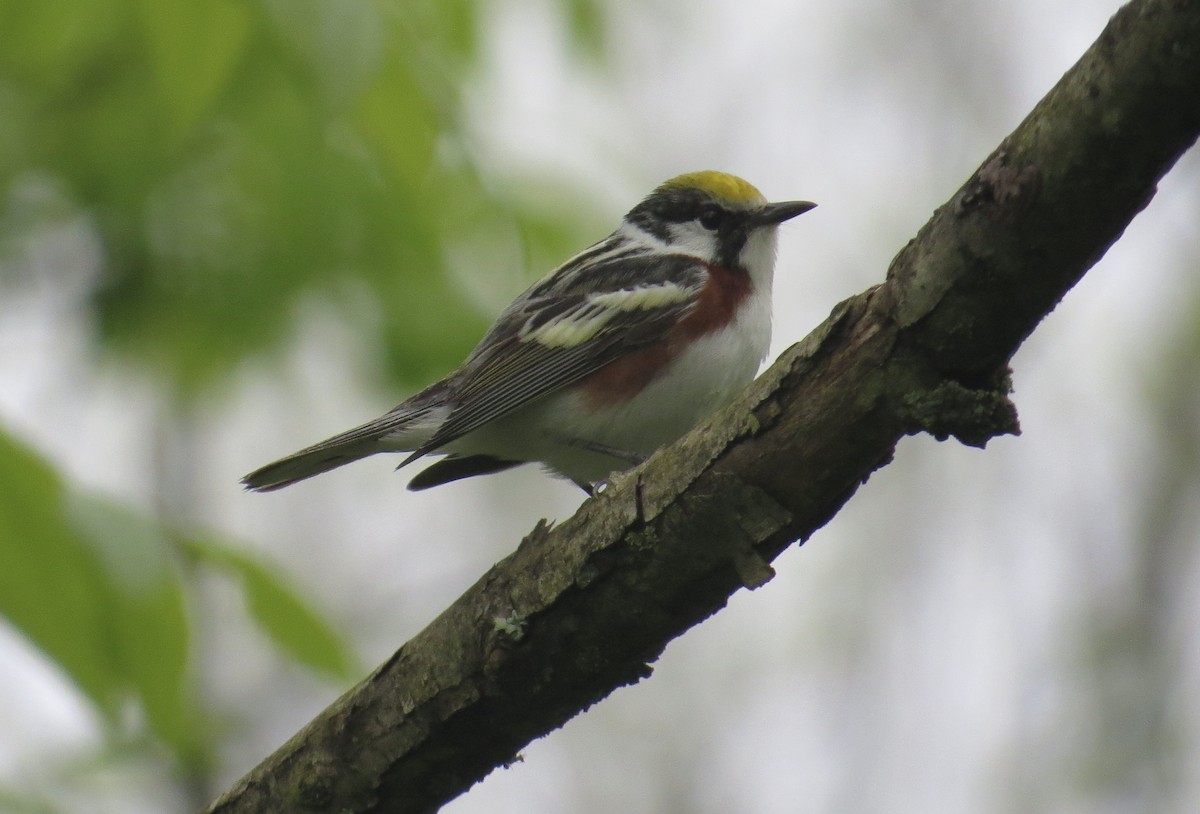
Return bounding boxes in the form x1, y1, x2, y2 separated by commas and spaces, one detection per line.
752, 199, 817, 226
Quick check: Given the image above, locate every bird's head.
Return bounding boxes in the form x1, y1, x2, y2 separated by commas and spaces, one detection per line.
623, 170, 815, 283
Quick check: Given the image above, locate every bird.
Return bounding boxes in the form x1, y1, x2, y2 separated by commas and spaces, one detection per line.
242, 171, 814, 494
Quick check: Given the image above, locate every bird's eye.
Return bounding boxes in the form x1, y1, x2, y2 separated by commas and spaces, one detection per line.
698, 205, 725, 231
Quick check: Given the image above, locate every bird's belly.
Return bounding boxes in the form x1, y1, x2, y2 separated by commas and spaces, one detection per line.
455, 323, 767, 484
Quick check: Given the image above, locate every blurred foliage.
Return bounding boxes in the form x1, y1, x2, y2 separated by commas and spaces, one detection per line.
182, 536, 360, 681
1070, 258, 1200, 804
0, 427, 361, 773
0, 0, 610, 801
0, 431, 147, 735
0, 428, 204, 765
0, 0, 605, 393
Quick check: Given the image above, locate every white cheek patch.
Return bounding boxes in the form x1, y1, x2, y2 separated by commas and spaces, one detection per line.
521, 282, 692, 349
666, 221, 719, 259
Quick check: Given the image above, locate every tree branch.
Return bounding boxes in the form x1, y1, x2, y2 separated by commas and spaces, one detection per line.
204, 1, 1200, 811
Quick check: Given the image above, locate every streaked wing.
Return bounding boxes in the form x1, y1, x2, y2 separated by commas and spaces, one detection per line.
406, 250, 709, 461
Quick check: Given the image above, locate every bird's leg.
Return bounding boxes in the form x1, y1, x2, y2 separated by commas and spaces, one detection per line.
558, 436, 647, 497
633, 471, 646, 526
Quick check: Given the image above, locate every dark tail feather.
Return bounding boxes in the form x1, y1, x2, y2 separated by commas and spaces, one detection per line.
406, 455, 523, 491
242, 440, 381, 492
241, 411, 427, 492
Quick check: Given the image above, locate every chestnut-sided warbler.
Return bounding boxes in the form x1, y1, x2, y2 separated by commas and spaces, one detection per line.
243, 171, 814, 494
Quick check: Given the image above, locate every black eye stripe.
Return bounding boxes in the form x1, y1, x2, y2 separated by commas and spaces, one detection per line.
628, 187, 716, 231
698, 205, 724, 230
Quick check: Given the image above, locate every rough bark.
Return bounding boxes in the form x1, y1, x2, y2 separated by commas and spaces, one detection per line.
204, 1, 1200, 811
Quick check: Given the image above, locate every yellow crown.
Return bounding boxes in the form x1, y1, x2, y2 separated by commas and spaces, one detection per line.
660, 170, 765, 205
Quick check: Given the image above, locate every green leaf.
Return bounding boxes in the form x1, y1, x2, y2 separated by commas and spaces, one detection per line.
565, 0, 607, 60
184, 539, 358, 681
0, 0, 124, 92
133, 0, 253, 141
0, 0, 612, 401
0, 785, 63, 814
0, 427, 208, 766
0, 428, 124, 715
65, 493, 205, 765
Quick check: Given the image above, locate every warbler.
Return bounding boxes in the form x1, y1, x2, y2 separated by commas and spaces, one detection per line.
243, 171, 814, 494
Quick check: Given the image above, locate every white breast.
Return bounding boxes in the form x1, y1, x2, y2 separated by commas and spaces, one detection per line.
455, 285, 771, 484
